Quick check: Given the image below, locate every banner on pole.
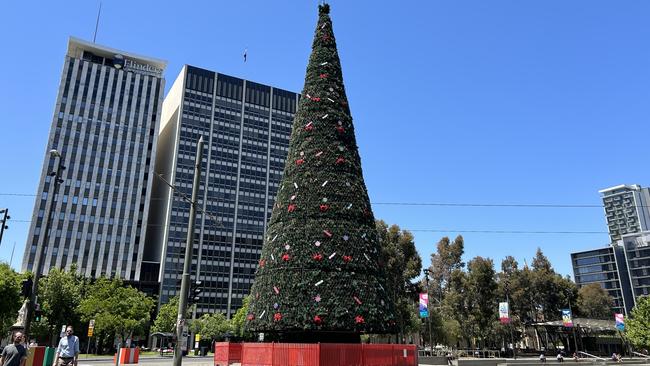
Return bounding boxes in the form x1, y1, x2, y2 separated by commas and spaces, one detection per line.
419, 293, 429, 318
561, 309, 573, 327
615, 313, 625, 331
499, 302, 510, 324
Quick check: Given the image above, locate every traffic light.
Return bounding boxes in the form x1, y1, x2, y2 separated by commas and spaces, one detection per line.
21, 278, 33, 298
34, 303, 42, 322
188, 281, 202, 304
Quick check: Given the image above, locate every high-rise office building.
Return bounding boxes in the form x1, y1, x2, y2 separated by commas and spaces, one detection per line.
619, 231, 650, 300
600, 184, 650, 242
147, 65, 298, 316
570, 246, 633, 315
23, 37, 166, 286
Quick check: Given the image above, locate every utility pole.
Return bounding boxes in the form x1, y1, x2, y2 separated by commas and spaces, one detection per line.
24, 149, 65, 338
173, 136, 203, 366
0, 208, 10, 247
423, 268, 433, 355
567, 292, 578, 353
505, 285, 517, 359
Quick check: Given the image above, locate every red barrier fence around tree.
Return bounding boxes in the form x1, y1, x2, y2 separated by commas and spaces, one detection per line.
214, 342, 417, 366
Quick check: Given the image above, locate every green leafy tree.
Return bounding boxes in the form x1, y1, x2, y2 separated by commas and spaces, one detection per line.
376, 220, 422, 342
441, 268, 471, 347
194, 313, 229, 341
627, 296, 650, 348
530, 248, 577, 322
465, 257, 498, 347
230, 296, 254, 340
577, 283, 614, 319
246, 3, 395, 341
0, 263, 22, 334
39, 266, 86, 345
78, 277, 155, 347
152, 296, 186, 334
428, 236, 465, 301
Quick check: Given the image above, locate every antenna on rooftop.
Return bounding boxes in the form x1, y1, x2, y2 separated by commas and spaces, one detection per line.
93, 1, 102, 43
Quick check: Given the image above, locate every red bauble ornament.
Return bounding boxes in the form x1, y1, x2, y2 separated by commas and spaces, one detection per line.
336, 126, 345, 134
259, 259, 266, 268
274, 313, 282, 322
296, 158, 305, 165
282, 253, 290, 261
247, 314, 254, 321
314, 315, 323, 325
343, 255, 352, 263
319, 73, 328, 79
355, 315, 365, 324
313, 253, 323, 261
319, 204, 329, 212
311, 97, 321, 102
335, 157, 345, 165
287, 204, 296, 212
304, 122, 314, 131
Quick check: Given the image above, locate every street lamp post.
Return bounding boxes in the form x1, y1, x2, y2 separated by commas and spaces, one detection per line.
423, 268, 433, 356
24, 149, 65, 337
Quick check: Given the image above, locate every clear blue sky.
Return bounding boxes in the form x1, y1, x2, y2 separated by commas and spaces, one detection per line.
1, 0, 649, 277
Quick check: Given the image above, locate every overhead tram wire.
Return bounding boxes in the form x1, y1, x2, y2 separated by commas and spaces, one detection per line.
0, 192, 613, 208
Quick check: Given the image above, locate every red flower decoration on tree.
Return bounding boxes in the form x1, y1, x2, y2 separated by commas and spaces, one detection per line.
319, 204, 329, 212
343, 255, 352, 263
312, 253, 323, 261
296, 158, 305, 165
314, 315, 323, 325
259, 259, 266, 268
335, 157, 345, 165
247, 314, 254, 321
274, 313, 282, 322
336, 126, 345, 134
282, 253, 291, 261
287, 204, 296, 212
355, 315, 365, 324
311, 97, 321, 102
304, 122, 313, 131
319, 73, 328, 79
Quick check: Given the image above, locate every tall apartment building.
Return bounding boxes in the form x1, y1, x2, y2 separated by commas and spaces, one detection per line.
571, 246, 633, 315
23, 37, 166, 286
600, 184, 650, 242
147, 65, 298, 316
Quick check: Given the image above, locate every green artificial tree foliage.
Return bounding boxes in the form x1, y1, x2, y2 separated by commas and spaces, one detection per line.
246, 3, 396, 341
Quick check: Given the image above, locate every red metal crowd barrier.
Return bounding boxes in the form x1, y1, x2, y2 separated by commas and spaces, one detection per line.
215, 342, 417, 366
215, 342, 242, 366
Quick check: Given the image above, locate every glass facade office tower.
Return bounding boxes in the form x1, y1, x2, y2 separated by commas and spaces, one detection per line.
600, 184, 650, 242
148, 65, 297, 316
23, 37, 166, 285
571, 246, 633, 315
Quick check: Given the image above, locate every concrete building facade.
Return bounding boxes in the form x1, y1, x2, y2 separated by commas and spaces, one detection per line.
600, 184, 650, 242
147, 65, 298, 316
23, 37, 166, 286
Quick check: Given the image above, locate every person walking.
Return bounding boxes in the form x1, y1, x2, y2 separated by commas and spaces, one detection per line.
539, 353, 546, 364
53, 326, 79, 366
557, 352, 564, 363
1, 332, 27, 366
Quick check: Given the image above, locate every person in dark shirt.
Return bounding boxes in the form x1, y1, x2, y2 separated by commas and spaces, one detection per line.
1, 332, 27, 366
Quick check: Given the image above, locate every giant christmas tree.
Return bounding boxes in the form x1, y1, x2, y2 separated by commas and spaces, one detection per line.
246, 3, 395, 342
